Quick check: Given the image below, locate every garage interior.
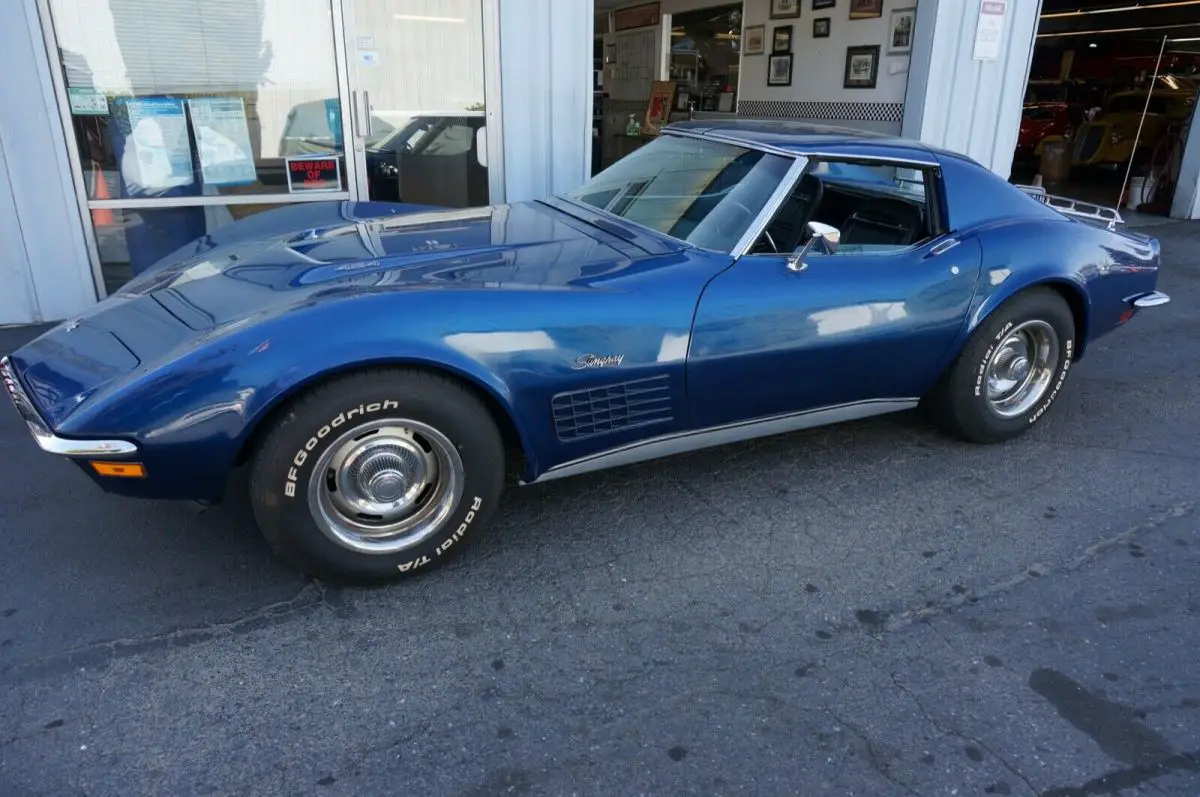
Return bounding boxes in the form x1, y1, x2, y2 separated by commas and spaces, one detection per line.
1012, 0, 1200, 218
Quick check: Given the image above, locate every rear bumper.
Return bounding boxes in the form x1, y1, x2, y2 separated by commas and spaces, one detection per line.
1131, 291, 1170, 308
1, 356, 138, 458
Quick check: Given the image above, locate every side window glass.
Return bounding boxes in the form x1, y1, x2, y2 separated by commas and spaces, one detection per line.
760, 159, 934, 256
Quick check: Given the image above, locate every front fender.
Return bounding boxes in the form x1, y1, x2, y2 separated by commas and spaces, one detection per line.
60, 292, 539, 501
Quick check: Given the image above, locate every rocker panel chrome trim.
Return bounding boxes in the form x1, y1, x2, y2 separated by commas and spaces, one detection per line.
525, 398, 919, 484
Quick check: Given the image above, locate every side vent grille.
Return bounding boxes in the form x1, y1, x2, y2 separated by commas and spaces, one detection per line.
552, 375, 673, 441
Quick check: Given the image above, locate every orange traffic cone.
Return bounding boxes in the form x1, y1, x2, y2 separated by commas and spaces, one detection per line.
90, 159, 115, 225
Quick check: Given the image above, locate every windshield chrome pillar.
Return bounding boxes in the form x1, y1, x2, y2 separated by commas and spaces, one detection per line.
730, 155, 809, 259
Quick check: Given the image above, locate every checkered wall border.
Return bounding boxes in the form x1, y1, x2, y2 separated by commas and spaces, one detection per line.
737, 101, 904, 123
601, 99, 646, 114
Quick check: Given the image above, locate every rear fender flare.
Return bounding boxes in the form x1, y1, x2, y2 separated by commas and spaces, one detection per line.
964, 275, 1091, 360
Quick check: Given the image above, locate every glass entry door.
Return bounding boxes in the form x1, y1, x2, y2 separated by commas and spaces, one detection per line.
341, 0, 496, 207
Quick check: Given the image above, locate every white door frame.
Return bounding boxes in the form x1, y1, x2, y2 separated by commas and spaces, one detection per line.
337, 0, 505, 204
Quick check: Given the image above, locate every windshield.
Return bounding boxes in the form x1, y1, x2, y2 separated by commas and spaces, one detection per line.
564, 134, 795, 251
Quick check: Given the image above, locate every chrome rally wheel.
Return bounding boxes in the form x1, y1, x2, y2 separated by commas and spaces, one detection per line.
927, 288, 1075, 444
249, 369, 506, 584
983, 320, 1060, 419
310, 420, 464, 555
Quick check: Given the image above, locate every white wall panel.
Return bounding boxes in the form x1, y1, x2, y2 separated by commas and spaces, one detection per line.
499, 0, 594, 202
0, 3, 95, 325
903, 0, 1042, 177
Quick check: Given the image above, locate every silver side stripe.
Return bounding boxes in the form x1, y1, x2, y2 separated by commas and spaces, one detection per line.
525, 397, 919, 484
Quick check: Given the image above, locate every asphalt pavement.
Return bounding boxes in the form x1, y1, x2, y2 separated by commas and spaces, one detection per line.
1, 219, 1198, 796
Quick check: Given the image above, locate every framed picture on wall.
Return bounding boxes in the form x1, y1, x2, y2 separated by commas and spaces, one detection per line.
772, 25, 793, 53
768, 53, 794, 86
888, 8, 916, 54
813, 0, 836, 8
744, 24, 766, 55
848, 0, 883, 19
770, 0, 801, 20
813, 17, 831, 37
843, 45, 879, 88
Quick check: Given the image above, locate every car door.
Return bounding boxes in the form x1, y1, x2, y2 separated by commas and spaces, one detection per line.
686, 157, 982, 429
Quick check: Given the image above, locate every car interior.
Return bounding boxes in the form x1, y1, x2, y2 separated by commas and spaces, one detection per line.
754, 160, 937, 256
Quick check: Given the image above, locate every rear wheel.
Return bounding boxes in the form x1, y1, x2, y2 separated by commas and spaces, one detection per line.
928, 288, 1076, 444
249, 369, 505, 584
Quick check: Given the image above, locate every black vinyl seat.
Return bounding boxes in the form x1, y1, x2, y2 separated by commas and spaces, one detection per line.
840, 197, 925, 248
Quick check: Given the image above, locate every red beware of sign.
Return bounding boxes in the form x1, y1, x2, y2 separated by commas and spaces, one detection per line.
285, 156, 341, 193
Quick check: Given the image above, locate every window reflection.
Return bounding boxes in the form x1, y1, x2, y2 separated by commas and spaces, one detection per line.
50, 0, 347, 199
91, 204, 282, 294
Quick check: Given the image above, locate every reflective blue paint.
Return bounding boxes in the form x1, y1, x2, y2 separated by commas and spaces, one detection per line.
6, 122, 1164, 504
688, 236, 984, 428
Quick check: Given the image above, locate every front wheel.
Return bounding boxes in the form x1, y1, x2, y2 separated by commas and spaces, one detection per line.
249, 369, 505, 584
928, 288, 1076, 444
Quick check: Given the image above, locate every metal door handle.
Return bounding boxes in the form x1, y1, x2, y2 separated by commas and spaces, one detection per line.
363, 90, 373, 137
351, 90, 363, 137
929, 238, 960, 257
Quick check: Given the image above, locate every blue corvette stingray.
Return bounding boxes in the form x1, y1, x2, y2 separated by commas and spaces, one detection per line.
3, 121, 1170, 583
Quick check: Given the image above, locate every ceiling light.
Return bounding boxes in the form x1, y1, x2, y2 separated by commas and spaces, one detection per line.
393, 14, 466, 23
1089, 41, 1098, 47
1042, 0, 1200, 19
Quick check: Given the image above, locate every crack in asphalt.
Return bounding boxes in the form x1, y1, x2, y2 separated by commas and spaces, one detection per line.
890, 672, 1039, 796
827, 709, 921, 797
883, 502, 1193, 633
0, 582, 325, 687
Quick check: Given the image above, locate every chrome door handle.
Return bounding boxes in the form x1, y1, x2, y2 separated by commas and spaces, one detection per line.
363, 90, 373, 137
929, 238, 960, 257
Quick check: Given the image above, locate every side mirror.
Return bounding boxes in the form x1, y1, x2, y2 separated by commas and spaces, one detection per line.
787, 221, 841, 272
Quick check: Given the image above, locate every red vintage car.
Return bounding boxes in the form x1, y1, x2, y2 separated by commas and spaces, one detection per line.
1016, 103, 1082, 159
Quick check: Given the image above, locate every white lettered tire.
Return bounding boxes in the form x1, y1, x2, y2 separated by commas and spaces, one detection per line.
928, 288, 1076, 444
249, 369, 505, 584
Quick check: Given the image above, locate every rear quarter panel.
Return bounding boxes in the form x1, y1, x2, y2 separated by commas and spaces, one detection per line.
933, 150, 1160, 358
962, 218, 1160, 358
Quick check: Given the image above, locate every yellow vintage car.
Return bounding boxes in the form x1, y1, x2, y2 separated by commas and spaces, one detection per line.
1071, 89, 1192, 168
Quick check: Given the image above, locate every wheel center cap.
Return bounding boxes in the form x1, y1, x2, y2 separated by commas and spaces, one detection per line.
1009, 356, 1031, 382
367, 470, 408, 503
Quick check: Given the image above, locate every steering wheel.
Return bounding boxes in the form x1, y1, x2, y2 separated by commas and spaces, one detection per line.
760, 229, 779, 253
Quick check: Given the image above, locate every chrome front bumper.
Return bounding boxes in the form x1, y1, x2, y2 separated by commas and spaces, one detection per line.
0, 355, 137, 457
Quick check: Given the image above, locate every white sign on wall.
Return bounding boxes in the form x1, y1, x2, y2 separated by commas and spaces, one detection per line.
973, 0, 1007, 60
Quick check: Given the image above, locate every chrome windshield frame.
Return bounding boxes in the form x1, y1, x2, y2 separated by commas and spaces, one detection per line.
559, 127, 808, 256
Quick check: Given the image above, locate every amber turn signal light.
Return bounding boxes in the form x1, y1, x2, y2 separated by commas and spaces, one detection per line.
89, 461, 146, 478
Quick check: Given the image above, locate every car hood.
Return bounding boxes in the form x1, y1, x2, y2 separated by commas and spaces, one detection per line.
116, 199, 674, 325
11, 199, 678, 428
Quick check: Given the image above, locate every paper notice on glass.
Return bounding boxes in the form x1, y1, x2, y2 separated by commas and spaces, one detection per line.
68, 87, 108, 116
973, 0, 1007, 60
120, 97, 194, 194
188, 97, 257, 186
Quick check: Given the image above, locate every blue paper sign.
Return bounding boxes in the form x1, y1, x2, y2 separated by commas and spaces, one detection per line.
118, 97, 194, 194
187, 97, 258, 187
